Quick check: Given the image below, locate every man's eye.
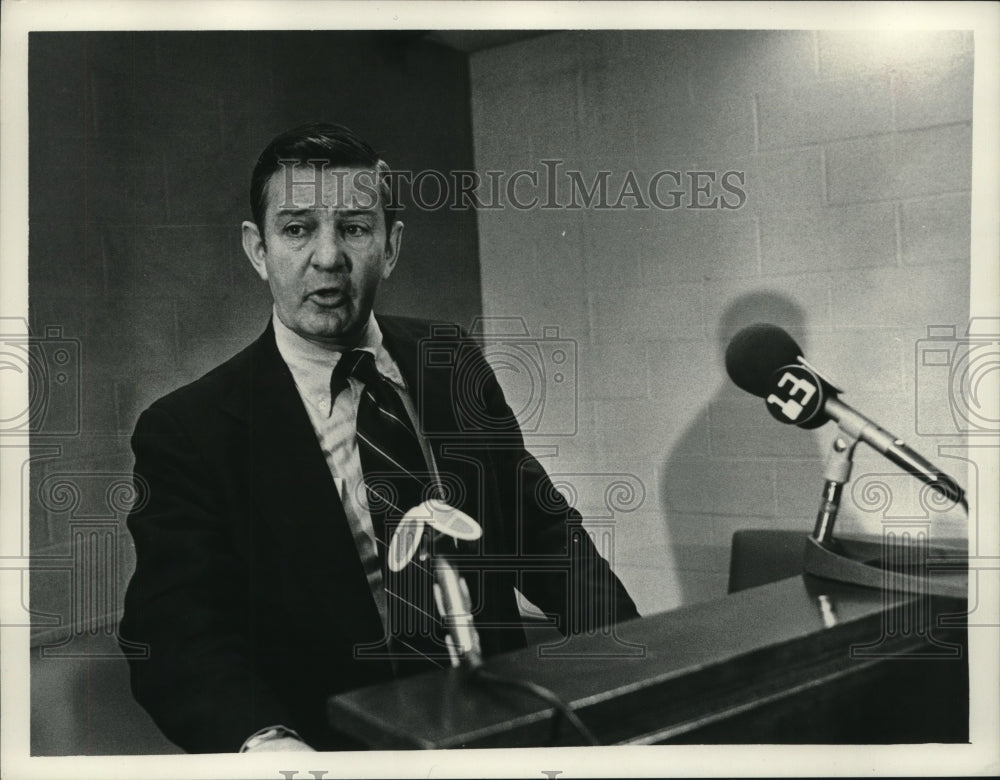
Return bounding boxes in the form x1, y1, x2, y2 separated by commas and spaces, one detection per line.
283, 224, 309, 238
343, 224, 371, 238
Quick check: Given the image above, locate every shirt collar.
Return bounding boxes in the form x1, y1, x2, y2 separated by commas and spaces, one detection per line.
272, 309, 406, 410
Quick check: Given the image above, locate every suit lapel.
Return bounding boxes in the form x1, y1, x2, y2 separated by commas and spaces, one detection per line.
377, 316, 486, 556
376, 315, 458, 449
227, 318, 497, 650
233, 324, 385, 641
378, 318, 521, 655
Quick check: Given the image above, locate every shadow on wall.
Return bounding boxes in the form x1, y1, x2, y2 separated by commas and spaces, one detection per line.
660, 291, 824, 606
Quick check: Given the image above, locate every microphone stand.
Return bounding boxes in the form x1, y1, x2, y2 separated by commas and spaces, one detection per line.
811, 433, 859, 545
420, 510, 601, 745
802, 429, 967, 599
433, 546, 601, 744
432, 553, 483, 669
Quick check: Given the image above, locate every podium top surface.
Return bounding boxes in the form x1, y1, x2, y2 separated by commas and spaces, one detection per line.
327, 574, 965, 749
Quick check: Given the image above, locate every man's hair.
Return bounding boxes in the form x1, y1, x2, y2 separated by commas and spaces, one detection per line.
249, 122, 397, 241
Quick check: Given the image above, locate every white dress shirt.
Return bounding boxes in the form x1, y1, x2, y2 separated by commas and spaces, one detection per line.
271, 308, 437, 630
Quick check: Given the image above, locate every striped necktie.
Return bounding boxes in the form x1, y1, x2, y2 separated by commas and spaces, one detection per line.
330, 350, 448, 674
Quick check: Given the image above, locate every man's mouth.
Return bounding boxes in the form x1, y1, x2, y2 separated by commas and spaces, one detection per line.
307, 287, 347, 306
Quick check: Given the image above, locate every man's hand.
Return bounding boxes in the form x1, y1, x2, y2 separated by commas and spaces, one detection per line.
244, 736, 315, 752
241, 726, 315, 752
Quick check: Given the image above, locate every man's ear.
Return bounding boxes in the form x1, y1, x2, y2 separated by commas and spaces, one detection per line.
382, 220, 404, 280
241, 221, 268, 281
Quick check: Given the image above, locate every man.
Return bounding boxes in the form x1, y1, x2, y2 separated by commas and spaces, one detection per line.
119, 123, 638, 753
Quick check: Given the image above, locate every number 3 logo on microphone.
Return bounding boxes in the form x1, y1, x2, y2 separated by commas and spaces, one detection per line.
765, 365, 824, 425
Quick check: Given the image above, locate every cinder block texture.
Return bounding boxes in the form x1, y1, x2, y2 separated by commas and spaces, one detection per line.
471, 30, 972, 610
26, 31, 485, 755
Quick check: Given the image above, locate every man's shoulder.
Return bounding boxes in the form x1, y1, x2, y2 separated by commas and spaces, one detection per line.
377, 314, 475, 344
145, 327, 269, 420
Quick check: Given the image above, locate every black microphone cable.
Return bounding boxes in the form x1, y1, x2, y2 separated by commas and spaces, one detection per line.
427, 523, 600, 745
467, 664, 600, 746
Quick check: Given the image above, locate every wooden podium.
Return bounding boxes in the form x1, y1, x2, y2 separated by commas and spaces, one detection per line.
327, 573, 968, 747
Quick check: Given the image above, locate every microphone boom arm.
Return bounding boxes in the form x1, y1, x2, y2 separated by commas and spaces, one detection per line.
725, 323, 969, 597
804, 412, 969, 599
824, 396, 968, 514
432, 554, 483, 670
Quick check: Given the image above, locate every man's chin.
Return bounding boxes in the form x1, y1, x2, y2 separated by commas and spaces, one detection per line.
297, 313, 366, 348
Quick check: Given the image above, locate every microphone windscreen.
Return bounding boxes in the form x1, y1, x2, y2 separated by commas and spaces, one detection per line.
725, 323, 803, 397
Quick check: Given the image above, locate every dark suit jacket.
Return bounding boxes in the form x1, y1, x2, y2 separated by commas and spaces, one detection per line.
119, 315, 638, 753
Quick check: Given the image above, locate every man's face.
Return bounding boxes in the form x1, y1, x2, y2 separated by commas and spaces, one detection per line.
242, 165, 403, 348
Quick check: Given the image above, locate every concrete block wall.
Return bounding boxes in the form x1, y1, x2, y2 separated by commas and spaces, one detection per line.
26, 31, 481, 754
470, 30, 973, 615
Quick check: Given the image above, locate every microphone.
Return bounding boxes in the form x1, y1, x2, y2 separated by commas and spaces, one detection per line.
394, 507, 596, 743
725, 324, 966, 510
392, 501, 484, 669
432, 555, 483, 669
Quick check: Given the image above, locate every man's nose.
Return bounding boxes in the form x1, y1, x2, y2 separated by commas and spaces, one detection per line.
311, 228, 349, 271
